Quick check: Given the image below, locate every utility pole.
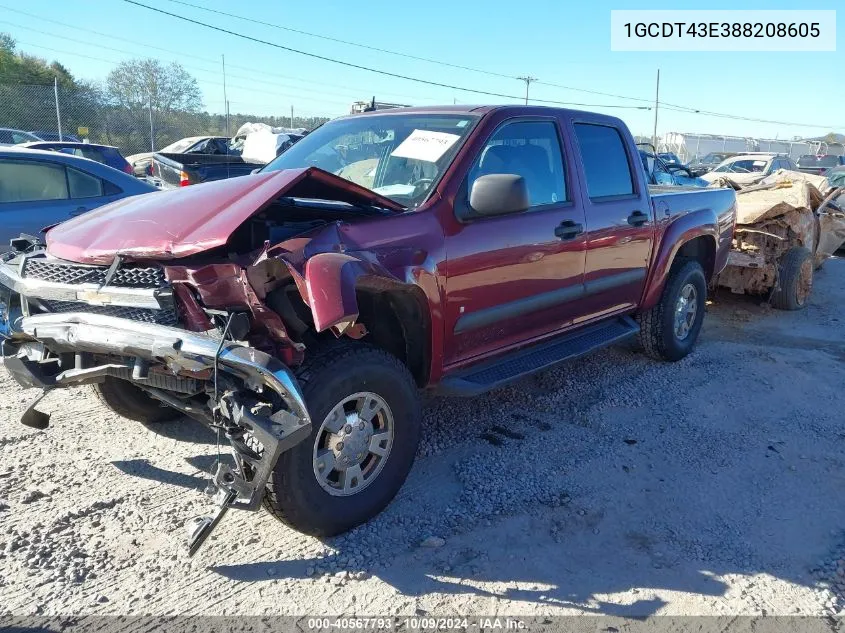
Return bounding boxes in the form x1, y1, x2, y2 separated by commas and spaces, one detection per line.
290, 105, 294, 129
148, 92, 155, 152
517, 76, 537, 105
652, 69, 660, 151
222, 54, 229, 137
53, 77, 63, 141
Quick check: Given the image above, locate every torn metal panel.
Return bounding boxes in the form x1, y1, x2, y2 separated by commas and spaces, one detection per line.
715, 173, 842, 296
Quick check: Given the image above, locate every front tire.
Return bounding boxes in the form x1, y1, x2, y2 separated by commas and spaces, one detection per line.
263, 343, 421, 536
93, 377, 181, 424
638, 259, 707, 361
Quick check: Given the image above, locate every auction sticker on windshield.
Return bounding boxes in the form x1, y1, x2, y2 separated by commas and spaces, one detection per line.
391, 129, 461, 163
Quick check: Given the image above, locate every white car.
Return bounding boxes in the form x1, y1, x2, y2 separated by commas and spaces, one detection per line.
700, 153, 798, 186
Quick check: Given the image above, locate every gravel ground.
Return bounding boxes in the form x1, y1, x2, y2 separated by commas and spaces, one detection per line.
2, 259, 845, 617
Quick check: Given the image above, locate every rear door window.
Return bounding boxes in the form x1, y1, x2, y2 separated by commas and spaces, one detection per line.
0, 160, 69, 202
67, 167, 104, 198
573, 123, 634, 199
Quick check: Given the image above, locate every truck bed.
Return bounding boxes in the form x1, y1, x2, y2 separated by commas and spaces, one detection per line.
151, 152, 264, 188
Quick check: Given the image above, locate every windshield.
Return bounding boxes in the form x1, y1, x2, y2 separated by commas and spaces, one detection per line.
161, 138, 202, 153
262, 113, 479, 208
715, 158, 768, 174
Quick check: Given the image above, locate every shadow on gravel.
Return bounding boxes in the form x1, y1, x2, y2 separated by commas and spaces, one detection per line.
214, 267, 845, 615
111, 458, 208, 491
139, 416, 218, 445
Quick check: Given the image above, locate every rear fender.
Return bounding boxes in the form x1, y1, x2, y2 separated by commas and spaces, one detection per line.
641, 209, 719, 311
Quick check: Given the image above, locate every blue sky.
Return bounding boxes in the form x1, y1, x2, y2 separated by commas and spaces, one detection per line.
1, 0, 841, 138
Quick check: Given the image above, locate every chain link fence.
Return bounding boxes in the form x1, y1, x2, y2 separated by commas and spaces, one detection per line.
1, 83, 329, 156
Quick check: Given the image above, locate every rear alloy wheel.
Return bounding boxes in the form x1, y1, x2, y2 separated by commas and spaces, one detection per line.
638, 259, 707, 361
771, 246, 813, 311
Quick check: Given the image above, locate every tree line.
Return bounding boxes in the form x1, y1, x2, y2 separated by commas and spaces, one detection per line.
0, 34, 330, 155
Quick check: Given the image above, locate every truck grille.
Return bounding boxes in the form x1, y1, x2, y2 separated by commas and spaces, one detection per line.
22, 258, 166, 289
38, 300, 178, 326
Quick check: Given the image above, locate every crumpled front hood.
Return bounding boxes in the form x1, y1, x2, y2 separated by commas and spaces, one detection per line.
46, 167, 405, 265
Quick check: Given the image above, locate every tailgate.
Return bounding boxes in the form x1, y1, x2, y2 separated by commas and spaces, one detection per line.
151, 154, 185, 188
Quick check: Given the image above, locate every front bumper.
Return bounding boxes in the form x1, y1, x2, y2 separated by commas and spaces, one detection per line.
1, 259, 312, 554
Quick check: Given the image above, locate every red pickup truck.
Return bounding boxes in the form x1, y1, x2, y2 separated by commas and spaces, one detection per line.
0, 105, 736, 554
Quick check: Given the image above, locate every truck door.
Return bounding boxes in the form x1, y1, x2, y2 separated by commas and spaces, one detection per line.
569, 121, 654, 323
442, 118, 587, 367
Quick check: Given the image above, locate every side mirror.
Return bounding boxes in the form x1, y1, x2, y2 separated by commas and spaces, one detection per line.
468, 174, 529, 218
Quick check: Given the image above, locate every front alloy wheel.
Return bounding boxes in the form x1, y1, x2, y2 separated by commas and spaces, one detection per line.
263, 343, 421, 536
313, 392, 394, 496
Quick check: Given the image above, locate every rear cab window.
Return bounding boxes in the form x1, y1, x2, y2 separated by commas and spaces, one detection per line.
573, 123, 635, 199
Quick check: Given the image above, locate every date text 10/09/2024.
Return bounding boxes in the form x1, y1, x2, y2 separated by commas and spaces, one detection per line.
306, 617, 527, 630
623, 22, 821, 39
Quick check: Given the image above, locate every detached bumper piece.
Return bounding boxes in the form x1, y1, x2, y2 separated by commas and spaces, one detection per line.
1, 310, 312, 556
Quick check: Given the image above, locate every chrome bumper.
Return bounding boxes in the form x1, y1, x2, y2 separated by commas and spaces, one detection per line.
1, 310, 312, 555
17, 311, 307, 416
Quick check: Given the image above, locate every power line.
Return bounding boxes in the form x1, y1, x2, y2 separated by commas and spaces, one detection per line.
157, 0, 519, 81
0, 7, 442, 105
12, 41, 348, 112
157, 0, 665, 107
116, 0, 651, 111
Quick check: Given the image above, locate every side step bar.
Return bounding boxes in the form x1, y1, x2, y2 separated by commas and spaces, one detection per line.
438, 316, 639, 397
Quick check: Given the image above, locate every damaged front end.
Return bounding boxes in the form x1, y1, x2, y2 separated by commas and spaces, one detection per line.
0, 244, 311, 555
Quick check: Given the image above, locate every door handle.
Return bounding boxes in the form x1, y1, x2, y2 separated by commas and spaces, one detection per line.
555, 220, 584, 240
627, 210, 649, 226
69, 206, 88, 216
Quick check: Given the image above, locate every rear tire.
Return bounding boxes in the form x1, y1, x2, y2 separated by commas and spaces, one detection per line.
637, 259, 707, 361
93, 377, 181, 424
263, 342, 421, 537
771, 246, 813, 311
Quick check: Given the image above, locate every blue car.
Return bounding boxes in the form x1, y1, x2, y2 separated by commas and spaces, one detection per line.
639, 150, 709, 188
0, 147, 157, 251
20, 141, 134, 175
29, 131, 83, 143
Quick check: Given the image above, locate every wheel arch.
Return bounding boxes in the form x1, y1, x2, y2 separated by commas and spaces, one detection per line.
641, 212, 719, 311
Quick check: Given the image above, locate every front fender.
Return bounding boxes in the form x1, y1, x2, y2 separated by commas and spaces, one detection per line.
300, 252, 394, 332
641, 208, 719, 311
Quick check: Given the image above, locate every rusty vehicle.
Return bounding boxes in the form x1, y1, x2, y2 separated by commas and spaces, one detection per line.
714, 170, 845, 310
0, 105, 737, 554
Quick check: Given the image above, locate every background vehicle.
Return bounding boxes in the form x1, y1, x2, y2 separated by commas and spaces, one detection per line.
0, 147, 156, 250
0, 128, 41, 145
825, 165, 845, 188
798, 154, 845, 176
701, 153, 797, 186
639, 147, 708, 187
150, 151, 263, 188
28, 131, 82, 142
126, 136, 235, 177
688, 152, 740, 177
657, 151, 683, 166
0, 105, 736, 554
20, 141, 133, 174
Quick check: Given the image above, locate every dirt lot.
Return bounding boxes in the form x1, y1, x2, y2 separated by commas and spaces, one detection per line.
2, 260, 845, 618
